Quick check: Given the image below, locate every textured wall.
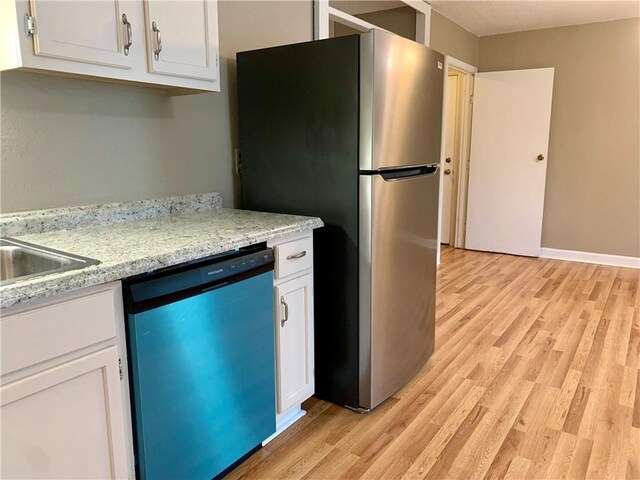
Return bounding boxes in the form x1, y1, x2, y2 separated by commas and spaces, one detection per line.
479, 18, 640, 257
0, 69, 234, 212
0, 1, 312, 212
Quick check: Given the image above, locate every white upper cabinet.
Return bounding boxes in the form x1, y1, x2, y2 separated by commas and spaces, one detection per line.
144, 0, 218, 82
29, 0, 135, 69
0, 0, 220, 92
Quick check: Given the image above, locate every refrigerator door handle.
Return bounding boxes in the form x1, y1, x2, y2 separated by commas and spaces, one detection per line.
379, 164, 439, 181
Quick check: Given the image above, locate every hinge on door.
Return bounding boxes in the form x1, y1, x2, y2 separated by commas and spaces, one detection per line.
118, 358, 124, 380
24, 13, 36, 37
215, 54, 219, 68
470, 94, 474, 104
234, 148, 242, 176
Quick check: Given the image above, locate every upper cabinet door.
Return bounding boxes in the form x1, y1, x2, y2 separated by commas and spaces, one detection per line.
144, 0, 219, 82
29, 0, 135, 69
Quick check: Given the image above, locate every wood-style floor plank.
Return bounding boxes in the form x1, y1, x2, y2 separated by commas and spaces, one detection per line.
226, 247, 640, 480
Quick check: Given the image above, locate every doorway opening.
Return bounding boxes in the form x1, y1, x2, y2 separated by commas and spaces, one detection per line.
437, 57, 476, 263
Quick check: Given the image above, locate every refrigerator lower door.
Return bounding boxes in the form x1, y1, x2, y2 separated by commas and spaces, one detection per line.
359, 166, 439, 409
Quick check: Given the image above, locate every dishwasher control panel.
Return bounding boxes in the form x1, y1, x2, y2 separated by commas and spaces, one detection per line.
125, 246, 274, 310
199, 249, 274, 283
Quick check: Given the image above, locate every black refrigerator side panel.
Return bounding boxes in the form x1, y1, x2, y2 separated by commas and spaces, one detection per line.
237, 36, 361, 407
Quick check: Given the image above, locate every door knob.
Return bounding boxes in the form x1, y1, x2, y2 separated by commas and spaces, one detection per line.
445, 157, 452, 163
537, 154, 545, 161
444, 169, 451, 175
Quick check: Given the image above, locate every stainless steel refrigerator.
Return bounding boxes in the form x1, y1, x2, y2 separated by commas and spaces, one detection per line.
238, 30, 443, 410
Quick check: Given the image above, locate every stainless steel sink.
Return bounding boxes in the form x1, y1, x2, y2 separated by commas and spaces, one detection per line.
0, 238, 100, 286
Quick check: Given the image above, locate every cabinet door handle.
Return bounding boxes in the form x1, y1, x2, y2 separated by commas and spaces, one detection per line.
280, 296, 289, 327
152, 21, 162, 60
286, 251, 307, 260
122, 14, 132, 56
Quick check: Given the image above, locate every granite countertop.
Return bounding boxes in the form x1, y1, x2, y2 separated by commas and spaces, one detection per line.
0, 194, 323, 310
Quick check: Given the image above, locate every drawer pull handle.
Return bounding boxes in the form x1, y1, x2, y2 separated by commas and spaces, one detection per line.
286, 251, 307, 260
281, 296, 289, 327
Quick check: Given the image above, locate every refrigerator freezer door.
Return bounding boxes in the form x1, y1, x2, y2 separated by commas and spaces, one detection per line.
359, 168, 439, 409
360, 30, 445, 171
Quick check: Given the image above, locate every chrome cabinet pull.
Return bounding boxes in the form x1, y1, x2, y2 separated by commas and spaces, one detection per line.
286, 251, 307, 260
152, 21, 162, 60
122, 14, 132, 56
280, 296, 289, 327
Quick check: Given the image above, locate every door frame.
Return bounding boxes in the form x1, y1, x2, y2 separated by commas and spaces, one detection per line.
437, 55, 477, 265
313, 0, 431, 45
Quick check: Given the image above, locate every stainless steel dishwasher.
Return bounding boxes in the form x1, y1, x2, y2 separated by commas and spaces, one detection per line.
123, 244, 275, 480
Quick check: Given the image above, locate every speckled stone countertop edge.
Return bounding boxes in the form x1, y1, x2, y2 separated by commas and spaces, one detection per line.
0, 216, 323, 310
0, 192, 223, 237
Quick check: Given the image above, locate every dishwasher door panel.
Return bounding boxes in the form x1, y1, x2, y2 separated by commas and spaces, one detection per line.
127, 271, 275, 480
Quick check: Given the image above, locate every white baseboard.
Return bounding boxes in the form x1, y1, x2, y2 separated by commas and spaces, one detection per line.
262, 406, 306, 446
539, 247, 640, 269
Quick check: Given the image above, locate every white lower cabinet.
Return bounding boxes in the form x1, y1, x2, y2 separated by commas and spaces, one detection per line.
1, 347, 128, 479
0, 283, 129, 480
275, 273, 314, 413
267, 232, 315, 442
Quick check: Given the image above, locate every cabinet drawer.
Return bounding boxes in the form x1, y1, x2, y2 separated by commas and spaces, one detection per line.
1, 288, 118, 376
274, 237, 313, 279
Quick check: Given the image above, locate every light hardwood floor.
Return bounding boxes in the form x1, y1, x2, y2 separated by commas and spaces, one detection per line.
228, 247, 640, 480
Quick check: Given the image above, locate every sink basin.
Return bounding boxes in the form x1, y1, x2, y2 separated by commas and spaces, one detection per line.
0, 238, 100, 286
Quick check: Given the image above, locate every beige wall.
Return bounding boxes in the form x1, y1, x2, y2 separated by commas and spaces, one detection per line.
337, 6, 415, 40
0, 1, 312, 212
430, 11, 478, 67
4, 4, 634, 258
479, 18, 640, 257
335, 7, 479, 66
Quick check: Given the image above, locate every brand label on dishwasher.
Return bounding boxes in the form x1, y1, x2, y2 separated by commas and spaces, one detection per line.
205, 268, 224, 277
200, 265, 227, 282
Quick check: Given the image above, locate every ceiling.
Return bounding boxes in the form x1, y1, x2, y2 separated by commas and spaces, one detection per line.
329, 1, 406, 15
429, 1, 640, 36
330, 1, 640, 37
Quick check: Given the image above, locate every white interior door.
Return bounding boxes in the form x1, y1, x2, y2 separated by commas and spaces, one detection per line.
465, 68, 554, 257
441, 74, 458, 245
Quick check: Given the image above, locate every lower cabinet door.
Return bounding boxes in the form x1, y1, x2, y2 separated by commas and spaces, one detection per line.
275, 274, 314, 413
1, 347, 128, 480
